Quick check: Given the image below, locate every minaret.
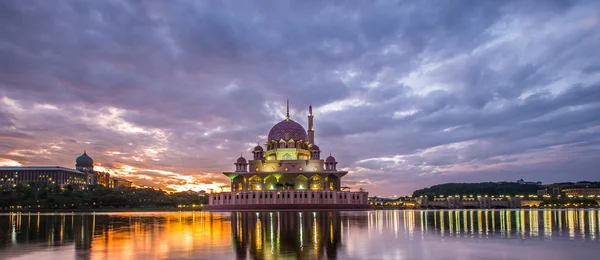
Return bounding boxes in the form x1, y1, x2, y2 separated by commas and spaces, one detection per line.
286, 99, 290, 121
308, 105, 314, 144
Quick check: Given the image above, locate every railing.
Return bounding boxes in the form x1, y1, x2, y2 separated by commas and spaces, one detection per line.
208, 190, 368, 205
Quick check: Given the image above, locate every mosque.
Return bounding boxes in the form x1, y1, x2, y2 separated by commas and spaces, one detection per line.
204, 101, 370, 211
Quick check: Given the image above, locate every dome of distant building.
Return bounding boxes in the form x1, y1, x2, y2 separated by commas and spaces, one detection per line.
268, 119, 308, 142
76, 151, 94, 167
254, 145, 263, 151
310, 145, 320, 151
237, 156, 247, 163
326, 155, 336, 163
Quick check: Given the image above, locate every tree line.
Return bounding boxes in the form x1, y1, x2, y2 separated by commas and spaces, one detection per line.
0, 181, 208, 211
412, 182, 541, 198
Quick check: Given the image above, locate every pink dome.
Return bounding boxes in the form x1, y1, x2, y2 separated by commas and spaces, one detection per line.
254, 145, 263, 151
310, 145, 320, 151
268, 119, 307, 142
326, 155, 336, 163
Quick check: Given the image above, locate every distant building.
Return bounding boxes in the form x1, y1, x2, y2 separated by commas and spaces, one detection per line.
113, 177, 132, 188
538, 182, 600, 197
96, 171, 111, 187
537, 189, 548, 197
563, 188, 600, 197
0, 151, 131, 189
517, 179, 542, 185
75, 151, 97, 185
0, 166, 91, 188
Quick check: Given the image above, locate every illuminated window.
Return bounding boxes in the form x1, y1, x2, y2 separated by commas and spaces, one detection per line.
248, 175, 262, 190
299, 167, 303, 171
284, 167, 289, 171
255, 167, 259, 172
313, 166, 318, 171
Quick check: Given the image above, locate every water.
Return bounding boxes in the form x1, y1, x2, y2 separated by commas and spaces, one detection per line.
0, 209, 599, 260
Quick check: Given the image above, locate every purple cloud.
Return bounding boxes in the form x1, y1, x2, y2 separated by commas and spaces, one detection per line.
1, 0, 599, 195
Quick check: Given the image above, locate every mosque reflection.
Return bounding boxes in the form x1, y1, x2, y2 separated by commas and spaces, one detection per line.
1, 209, 599, 259
231, 212, 345, 259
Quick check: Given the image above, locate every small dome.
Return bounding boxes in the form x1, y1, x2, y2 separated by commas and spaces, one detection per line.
236, 156, 247, 164
76, 151, 94, 167
254, 145, 263, 151
310, 145, 320, 151
326, 155, 336, 163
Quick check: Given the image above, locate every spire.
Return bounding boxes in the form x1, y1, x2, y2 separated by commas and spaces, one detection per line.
286, 99, 290, 121
308, 104, 315, 144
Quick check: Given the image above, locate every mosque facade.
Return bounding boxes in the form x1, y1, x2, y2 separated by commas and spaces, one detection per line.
204, 102, 370, 211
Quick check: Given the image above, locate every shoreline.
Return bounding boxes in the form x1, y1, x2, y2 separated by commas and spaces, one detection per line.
0, 207, 203, 213
2, 206, 599, 214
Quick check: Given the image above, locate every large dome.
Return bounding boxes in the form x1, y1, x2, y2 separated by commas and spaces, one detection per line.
76, 151, 94, 167
268, 119, 308, 142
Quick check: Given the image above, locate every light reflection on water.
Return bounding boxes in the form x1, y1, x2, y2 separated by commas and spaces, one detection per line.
0, 209, 599, 259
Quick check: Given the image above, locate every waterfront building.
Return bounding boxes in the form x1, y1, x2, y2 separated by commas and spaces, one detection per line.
113, 177, 132, 188
0, 166, 91, 188
0, 152, 130, 189
96, 171, 112, 187
563, 188, 600, 197
204, 101, 370, 211
537, 182, 600, 197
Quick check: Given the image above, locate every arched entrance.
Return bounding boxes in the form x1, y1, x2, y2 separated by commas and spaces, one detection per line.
248, 175, 263, 191
295, 175, 308, 190
327, 174, 340, 191
264, 175, 278, 190
232, 175, 244, 191
310, 175, 323, 190
279, 174, 294, 190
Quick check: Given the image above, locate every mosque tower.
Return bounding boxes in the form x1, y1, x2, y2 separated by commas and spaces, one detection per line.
308, 105, 314, 144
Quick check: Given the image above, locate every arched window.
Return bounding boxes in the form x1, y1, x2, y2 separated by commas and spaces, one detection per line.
295, 175, 308, 190
310, 175, 323, 190
248, 175, 262, 191
282, 153, 292, 160
264, 175, 278, 190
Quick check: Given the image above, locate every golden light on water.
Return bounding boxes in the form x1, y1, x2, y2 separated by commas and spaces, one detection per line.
3, 209, 600, 259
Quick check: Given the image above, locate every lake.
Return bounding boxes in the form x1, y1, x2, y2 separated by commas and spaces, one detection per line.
0, 209, 599, 259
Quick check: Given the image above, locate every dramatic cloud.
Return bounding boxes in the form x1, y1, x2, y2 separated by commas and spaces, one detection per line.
1, 0, 599, 195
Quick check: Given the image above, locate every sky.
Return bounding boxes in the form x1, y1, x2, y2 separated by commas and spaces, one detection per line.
1, 0, 599, 196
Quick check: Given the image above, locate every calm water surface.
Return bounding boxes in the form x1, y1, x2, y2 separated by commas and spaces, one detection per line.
1, 209, 599, 259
